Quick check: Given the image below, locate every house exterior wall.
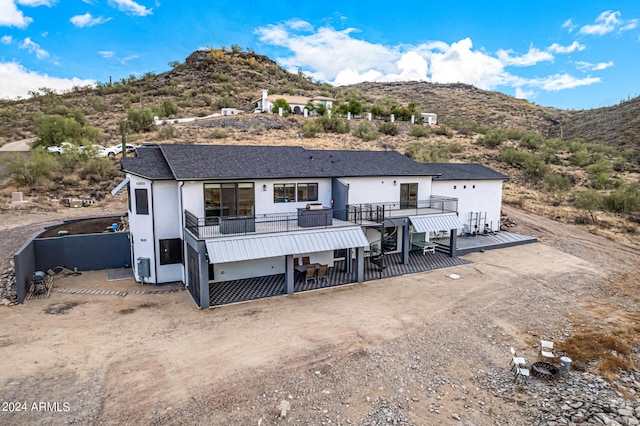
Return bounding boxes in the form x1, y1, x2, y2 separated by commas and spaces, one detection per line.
431, 179, 503, 232
152, 181, 183, 283
339, 176, 433, 205
127, 175, 155, 282
210, 251, 335, 282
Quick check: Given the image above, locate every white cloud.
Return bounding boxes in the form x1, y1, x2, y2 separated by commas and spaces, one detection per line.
17, 0, 56, 6
530, 74, 601, 91
579, 10, 637, 35
70, 13, 111, 28
256, 21, 601, 96
20, 37, 48, 59
576, 61, 614, 71
1, 35, 13, 44
515, 87, 537, 100
562, 18, 575, 32
497, 47, 553, 66
98, 50, 115, 59
548, 41, 585, 54
108, 0, 152, 16
0, 62, 94, 99
0, 1, 33, 28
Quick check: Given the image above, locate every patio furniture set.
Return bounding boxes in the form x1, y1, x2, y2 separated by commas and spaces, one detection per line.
510, 340, 572, 384
294, 257, 329, 284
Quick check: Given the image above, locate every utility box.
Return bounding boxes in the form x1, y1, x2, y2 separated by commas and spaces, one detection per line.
137, 257, 151, 278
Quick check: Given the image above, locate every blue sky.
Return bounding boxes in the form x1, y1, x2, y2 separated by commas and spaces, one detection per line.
1, 0, 638, 110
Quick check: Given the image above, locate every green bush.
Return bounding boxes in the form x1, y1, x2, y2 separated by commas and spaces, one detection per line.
352, 122, 379, 141
160, 99, 178, 117
519, 132, 543, 150
405, 142, 452, 163
479, 129, 507, 148
32, 113, 100, 148
571, 149, 590, 167
590, 172, 611, 190
379, 121, 398, 136
498, 147, 530, 167
523, 157, 549, 183
316, 116, 349, 134
409, 125, 430, 138
127, 108, 155, 133
271, 98, 291, 115
432, 125, 453, 138
1, 148, 61, 187
301, 120, 323, 138
207, 128, 228, 139
79, 157, 118, 182
576, 189, 603, 211
543, 171, 572, 192
158, 125, 178, 140
604, 184, 640, 213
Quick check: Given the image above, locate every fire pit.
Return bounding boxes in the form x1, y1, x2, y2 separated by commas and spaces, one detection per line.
531, 361, 559, 381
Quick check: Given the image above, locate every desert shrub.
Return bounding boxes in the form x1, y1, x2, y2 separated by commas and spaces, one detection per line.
519, 132, 543, 150
405, 142, 452, 163
79, 157, 118, 181
160, 99, 178, 117
576, 189, 603, 212
158, 125, 178, 140
207, 128, 228, 139
432, 125, 453, 138
1, 148, 61, 187
352, 122, 379, 141
604, 184, 640, 213
271, 98, 291, 115
379, 121, 398, 136
591, 172, 611, 190
32, 113, 100, 148
301, 120, 323, 138
409, 125, 430, 138
523, 157, 549, 183
543, 171, 572, 192
572, 149, 590, 167
127, 108, 155, 133
316, 116, 349, 134
0, 106, 17, 122
447, 142, 464, 153
479, 129, 507, 148
498, 147, 530, 167
450, 119, 489, 135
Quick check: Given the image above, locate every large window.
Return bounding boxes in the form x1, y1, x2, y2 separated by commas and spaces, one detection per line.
204, 183, 254, 217
274, 183, 296, 203
400, 183, 418, 209
274, 182, 318, 203
135, 188, 149, 215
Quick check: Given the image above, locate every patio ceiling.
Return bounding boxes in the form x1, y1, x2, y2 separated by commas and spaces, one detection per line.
409, 213, 464, 233
205, 226, 369, 263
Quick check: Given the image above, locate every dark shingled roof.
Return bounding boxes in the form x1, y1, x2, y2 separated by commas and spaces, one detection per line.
429, 163, 509, 181
121, 144, 173, 180
121, 144, 508, 181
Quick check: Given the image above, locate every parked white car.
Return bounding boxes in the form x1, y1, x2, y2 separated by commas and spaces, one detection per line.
46, 141, 74, 154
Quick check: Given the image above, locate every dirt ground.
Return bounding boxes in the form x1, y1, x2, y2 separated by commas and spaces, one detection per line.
0, 204, 638, 425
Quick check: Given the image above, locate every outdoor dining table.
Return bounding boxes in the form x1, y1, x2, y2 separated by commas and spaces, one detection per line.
294, 263, 321, 275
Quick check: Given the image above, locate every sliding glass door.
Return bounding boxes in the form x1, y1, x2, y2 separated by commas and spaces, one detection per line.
400, 183, 418, 209
205, 183, 255, 217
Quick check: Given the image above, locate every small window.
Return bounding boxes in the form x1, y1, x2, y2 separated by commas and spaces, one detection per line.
160, 238, 183, 265
274, 183, 295, 202
135, 188, 149, 215
297, 183, 318, 202
453, 185, 457, 190
472, 184, 476, 189
463, 185, 467, 189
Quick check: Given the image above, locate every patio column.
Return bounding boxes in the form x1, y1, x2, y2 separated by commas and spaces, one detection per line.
197, 240, 210, 309
402, 223, 410, 264
344, 248, 353, 273
355, 247, 364, 283
285, 254, 294, 294
449, 230, 457, 257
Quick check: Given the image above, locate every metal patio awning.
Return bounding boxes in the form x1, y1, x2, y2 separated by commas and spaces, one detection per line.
110, 177, 130, 196
409, 213, 464, 233
205, 226, 369, 264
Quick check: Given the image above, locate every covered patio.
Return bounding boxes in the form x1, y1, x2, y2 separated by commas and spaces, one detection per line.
209, 250, 470, 306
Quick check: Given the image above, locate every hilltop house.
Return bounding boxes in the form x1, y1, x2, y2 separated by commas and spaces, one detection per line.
252, 89, 335, 114
119, 144, 507, 308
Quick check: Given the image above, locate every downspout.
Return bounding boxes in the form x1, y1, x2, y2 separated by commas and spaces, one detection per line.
178, 181, 186, 285
150, 181, 157, 284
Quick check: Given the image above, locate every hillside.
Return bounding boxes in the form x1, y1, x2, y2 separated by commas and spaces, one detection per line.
0, 48, 638, 246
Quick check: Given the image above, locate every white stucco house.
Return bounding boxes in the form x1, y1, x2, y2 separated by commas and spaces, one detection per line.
252, 89, 335, 114
119, 144, 508, 308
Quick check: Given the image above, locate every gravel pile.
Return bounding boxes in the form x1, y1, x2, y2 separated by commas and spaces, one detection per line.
0, 262, 17, 306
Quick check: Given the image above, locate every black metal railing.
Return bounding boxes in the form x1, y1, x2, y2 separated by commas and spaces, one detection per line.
185, 208, 353, 239
347, 195, 458, 224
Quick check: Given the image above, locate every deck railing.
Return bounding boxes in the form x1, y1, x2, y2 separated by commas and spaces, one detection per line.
184, 208, 353, 239
185, 195, 457, 239
347, 195, 458, 224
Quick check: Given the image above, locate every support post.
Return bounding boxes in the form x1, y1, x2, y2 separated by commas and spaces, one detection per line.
197, 240, 210, 308
449, 230, 457, 257
355, 247, 364, 283
285, 254, 294, 294
402, 222, 410, 264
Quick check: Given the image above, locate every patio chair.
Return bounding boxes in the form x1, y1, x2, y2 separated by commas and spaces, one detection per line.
513, 364, 530, 384
304, 266, 317, 285
316, 264, 328, 284
509, 347, 526, 373
539, 340, 555, 361
302, 256, 310, 265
